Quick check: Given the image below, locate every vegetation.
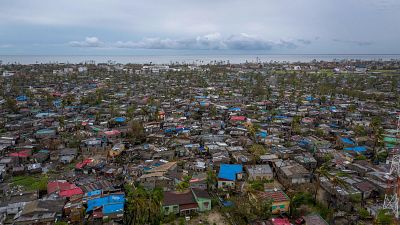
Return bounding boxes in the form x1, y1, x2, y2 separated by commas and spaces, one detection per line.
124, 185, 163, 225
375, 209, 395, 225
12, 175, 48, 191
227, 193, 272, 225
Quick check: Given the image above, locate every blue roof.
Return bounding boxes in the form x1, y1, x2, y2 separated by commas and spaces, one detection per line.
195, 96, 207, 99
103, 203, 124, 214
53, 99, 62, 108
16, 95, 28, 101
305, 96, 315, 101
273, 115, 287, 119
87, 194, 125, 212
86, 190, 102, 197
114, 117, 126, 123
229, 107, 241, 111
256, 131, 268, 138
341, 137, 355, 145
222, 201, 234, 207
344, 146, 367, 152
218, 164, 243, 181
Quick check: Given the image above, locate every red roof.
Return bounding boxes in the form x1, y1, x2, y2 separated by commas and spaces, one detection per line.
230, 116, 246, 121
93, 209, 104, 219
48, 181, 77, 193
180, 203, 199, 210
75, 158, 94, 169
259, 190, 289, 203
271, 218, 291, 225
9, 150, 31, 158
104, 130, 121, 136
60, 187, 84, 198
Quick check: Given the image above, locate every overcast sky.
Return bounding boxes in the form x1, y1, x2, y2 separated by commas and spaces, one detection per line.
0, 0, 399, 55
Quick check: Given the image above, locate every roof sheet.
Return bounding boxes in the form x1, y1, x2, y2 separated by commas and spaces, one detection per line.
218, 164, 243, 181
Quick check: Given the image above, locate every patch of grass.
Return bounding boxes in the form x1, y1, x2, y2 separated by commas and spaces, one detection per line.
12, 175, 48, 191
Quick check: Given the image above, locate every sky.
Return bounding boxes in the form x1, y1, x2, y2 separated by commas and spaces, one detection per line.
0, 0, 399, 55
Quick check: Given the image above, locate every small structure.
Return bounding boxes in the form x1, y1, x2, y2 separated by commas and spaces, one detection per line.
217, 164, 243, 189
245, 164, 273, 181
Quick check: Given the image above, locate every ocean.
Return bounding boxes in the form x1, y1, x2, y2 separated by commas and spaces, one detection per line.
1, 54, 400, 65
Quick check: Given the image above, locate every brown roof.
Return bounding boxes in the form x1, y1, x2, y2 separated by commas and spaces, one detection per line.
303, 214, 329, 225
192, 188, 210, 199
163, 190, 196, 206
354, 181, 376, 192
149, 161, 177, 173
259, 190, 289, 203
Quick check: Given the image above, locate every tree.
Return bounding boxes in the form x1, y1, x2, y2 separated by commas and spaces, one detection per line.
206, 169, 217, 191
313, 164, 330, 203
176, 175, 191, 192
370, 116, 385, 161
124, 185, 163, 225
291, 116, 302, 135
128, 121, 146, 144
230, 193, 272, 224
290, 192, 314, 217
5, 97, 18, 113
354, 125, 367, 136
249, 144, 267, 163
375, 209, 394, 225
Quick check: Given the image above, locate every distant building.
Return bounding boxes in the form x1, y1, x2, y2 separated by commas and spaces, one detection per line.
217, 164, 243, 189
2, 71, 15, 77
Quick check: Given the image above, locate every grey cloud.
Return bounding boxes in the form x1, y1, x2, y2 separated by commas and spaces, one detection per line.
69, 37, 103, 47
332, 39, 373, 46
296, 39, 312, 45
114, 33, 298, 50
0, 44, 13, 48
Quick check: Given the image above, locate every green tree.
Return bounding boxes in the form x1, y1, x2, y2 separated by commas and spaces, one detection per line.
128, 121, 146, 144
5, 97, 18, 113
124, 185, 163, 225
176, 175, 191, 192
206, 169, 217, 191
230, 193, 272, 224
375, 209, 394, 225
249, 144, 266, 163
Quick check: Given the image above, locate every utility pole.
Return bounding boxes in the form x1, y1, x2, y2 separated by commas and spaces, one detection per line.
383, 155, 400, 218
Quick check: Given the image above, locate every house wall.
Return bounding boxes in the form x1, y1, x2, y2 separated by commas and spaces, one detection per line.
196, 197, 211, 212
217, 180, 234, 189
248, 173, 273, 181
163, 204, 179, 215
271, 200, 290, 214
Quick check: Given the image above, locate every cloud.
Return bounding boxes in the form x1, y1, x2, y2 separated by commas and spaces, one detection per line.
0, 44, 13, 48
114, 33, 299, 50
69, 36, 103, 47
332, 39, 373, 46
296, 39, 312, 45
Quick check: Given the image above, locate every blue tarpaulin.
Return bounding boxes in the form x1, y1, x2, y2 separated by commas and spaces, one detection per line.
103, 203, 124, 214
86, 190, 102, 197
87, 194, 125, 213
229, 107, 241, 111
256, 131, 268, 138
341, 137, 355, 145
16, 95, 28, 101
222, 201, 233, 207
218, 164, 243, 181
114, 117, 126, 123
305, 96, 315, 101
344, 146, 367, 152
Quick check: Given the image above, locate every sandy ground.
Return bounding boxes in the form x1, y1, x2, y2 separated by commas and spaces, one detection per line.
170, 210, 229, 225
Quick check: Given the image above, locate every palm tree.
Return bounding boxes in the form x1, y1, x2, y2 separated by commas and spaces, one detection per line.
313, 163, 330, 203
206, 169, 217, 191
370, 116, 385, 162
124, 185, 163, 225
